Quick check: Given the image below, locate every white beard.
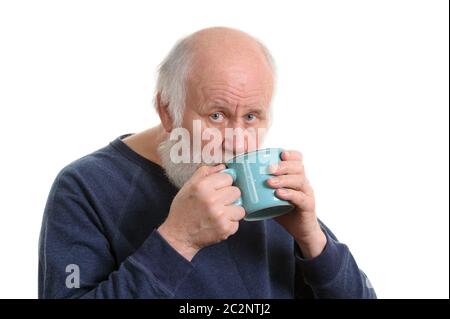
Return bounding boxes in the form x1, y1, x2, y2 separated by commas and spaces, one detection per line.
157, 138, 212, 188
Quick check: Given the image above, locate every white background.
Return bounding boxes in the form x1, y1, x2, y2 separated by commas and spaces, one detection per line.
0, 0, 448, 299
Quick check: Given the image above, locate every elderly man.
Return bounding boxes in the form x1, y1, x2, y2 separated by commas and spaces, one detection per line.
38, 27, 376, 299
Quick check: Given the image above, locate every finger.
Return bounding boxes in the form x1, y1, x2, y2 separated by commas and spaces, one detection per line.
225, 220, 240, 238
275, 188, 314, 211
281, 150, 303, 161
200, 171, 234, 190
225, 205, 246, 222
267, 174, 308, 191
269, 160, 303, 176
216, 186, 241, 205
191, 164, 226, 182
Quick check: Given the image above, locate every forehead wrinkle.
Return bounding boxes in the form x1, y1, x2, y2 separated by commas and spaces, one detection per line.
200, 84, 270, 104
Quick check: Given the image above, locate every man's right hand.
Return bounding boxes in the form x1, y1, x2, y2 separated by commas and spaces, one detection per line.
157, 164, 245, 261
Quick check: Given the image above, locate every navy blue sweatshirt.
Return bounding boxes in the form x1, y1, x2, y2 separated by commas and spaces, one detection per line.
38, 134, 376, 299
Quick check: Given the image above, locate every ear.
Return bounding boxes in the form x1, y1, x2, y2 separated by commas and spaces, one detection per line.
156, 93, 173, 132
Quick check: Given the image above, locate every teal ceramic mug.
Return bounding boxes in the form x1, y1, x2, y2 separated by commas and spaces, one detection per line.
222, 148, 294, 221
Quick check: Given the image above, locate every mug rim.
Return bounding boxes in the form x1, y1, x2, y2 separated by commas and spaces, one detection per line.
225, 147, 283, 164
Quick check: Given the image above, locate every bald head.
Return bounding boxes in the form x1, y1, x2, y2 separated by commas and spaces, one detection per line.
187, 27, 274, 89
190, 27, 262, 48
189, 27, 273, 68
156, 27, 275, 127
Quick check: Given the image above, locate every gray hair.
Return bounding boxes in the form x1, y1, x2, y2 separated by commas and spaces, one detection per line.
154, 31, 276, 127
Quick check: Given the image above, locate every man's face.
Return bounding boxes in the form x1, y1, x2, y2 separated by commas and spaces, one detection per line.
158, 42, 274, 188
181, 59, 274, 160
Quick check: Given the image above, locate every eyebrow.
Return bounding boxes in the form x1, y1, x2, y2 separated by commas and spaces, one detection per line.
204, 102, 265, 114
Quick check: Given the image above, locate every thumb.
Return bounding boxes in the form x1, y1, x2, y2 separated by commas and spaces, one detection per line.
191, 163, 226, 181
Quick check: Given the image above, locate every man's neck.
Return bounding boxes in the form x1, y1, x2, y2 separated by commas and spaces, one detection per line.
122, 125, 168, 167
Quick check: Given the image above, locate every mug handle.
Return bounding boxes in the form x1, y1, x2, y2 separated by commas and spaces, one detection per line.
221, 168, 243, 206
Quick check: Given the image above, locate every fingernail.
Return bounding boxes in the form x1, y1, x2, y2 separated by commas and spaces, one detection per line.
270, 177, 279, 185
278, 188, 288, 195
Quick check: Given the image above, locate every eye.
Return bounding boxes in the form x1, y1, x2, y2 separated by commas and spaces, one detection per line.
245, 113, 257, 122
209, 112, 225, 122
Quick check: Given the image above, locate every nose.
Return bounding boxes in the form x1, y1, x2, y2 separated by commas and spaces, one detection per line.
223, 124, 257, 157
224, 132, 246, 155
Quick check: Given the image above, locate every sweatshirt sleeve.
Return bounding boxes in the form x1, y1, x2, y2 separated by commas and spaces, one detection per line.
38, 168, 194, 299
294, 221, 377, 299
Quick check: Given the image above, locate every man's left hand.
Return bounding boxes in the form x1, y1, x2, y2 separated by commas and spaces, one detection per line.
267, 150, 327, 259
